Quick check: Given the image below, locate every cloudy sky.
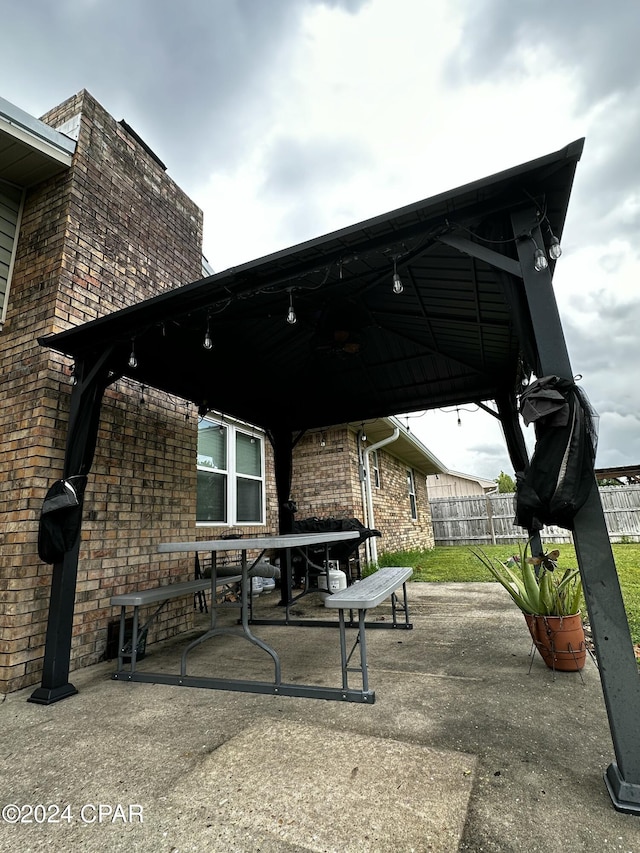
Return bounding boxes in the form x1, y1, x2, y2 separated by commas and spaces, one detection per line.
3, 0, 639, 480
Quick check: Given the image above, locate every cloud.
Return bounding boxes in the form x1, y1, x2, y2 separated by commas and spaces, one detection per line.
595, 413, 640, 468
559, 293, 640, 434
260, 134, 371, 199
447, 0, 640, 247
2, 0, 368, 191
448, 0, 640, 103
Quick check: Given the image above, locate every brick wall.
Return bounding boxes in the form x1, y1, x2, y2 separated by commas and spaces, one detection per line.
290, 427, 434, 559
291, 428, 361, 519
371, 453, 434, 553
0, 90, 205, 693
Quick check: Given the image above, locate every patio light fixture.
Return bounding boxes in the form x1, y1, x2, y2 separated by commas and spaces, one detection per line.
532, 237, 549, 272
128, 339, 138, 369
548, 234, 562, 260
545, 221, 562, 260
392, 258, 403, 294
286, 290, 297, 325
203, 314, 213, 350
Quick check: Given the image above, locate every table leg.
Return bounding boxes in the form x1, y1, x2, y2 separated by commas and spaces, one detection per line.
117, 606, 126, 672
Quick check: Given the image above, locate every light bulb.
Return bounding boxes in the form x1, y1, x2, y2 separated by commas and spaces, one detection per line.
286, 290, 297, 325
392, 272, 404, 294
533, 247, 548, 272
128, 342, 138, 369
548, 236, 562, 260
203, 328, 213, 349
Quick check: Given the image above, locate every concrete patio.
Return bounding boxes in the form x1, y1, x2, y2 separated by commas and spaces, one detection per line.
1, 582, 638, 852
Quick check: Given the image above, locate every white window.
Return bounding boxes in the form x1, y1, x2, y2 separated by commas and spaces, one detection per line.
407, 469, 417, 520
0, 180, 24, 328
197, 417, 265, 525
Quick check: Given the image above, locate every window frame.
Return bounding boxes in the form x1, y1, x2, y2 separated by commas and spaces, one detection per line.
407, 468, 418, 521
196, 416, 266, 527
370, 449, 381, 489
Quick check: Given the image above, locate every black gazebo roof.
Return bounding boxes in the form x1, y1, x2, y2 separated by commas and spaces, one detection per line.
40, 139, 584, 433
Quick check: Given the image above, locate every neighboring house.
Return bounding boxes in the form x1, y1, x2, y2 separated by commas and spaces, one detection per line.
426, 470, 497, 499
290, 416, 446, 563
0, 90, 444, 695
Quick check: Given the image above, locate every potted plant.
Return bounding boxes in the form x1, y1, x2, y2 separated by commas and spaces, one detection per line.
472, 542, 586, 671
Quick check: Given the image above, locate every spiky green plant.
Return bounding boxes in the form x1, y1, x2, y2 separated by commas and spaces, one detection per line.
470, 541, 582, 617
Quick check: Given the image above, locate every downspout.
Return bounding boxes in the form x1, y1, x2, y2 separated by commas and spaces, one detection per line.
361, 426, 400, 566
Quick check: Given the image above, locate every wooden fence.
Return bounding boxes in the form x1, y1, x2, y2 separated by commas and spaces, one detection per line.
430, 485, 640, 546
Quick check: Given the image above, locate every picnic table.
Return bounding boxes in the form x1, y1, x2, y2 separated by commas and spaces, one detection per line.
110, 531, 412, 703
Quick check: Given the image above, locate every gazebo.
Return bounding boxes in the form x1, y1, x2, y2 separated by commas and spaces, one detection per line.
33, 139, 640, 814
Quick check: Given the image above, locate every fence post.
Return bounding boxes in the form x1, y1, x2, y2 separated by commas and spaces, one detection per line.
486, 496, 496, 544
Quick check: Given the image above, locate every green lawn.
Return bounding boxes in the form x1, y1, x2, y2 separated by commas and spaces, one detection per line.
377, 543, 640, 646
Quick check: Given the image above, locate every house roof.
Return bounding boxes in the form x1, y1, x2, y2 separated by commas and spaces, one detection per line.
429, 469, 497, 489
0, 95, 75, 186
39, 139, 584, 435
345, 416, 447, 476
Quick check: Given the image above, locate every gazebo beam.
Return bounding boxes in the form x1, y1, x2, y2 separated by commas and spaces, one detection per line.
512, 206, 640, 814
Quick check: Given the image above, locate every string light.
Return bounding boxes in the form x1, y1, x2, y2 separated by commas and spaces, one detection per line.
320, 432, 326, 447
520, 234, 549, 272
203, 315, 213, 350
128, 339, 138, 369
287, 290, 297, 325
539, 207, 562, 259
532, 238, 548, 272
392, 258, 403, 294
548, 232, 562, 260
522, 189, 562, 262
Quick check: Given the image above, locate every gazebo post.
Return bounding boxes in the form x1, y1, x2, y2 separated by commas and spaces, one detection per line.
28, 350, 114, 705
512, 207, 640, 813
270, 428, 296, 607
495, 393, 542, 557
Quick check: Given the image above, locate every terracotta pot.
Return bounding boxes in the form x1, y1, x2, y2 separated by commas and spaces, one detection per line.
524, 612, 586, 672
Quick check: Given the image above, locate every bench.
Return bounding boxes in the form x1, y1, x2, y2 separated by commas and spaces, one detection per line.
111, 575, 241, 673
324, 566, 413, 698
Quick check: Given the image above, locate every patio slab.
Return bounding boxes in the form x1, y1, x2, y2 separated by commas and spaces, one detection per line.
0, 582, 638, 852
